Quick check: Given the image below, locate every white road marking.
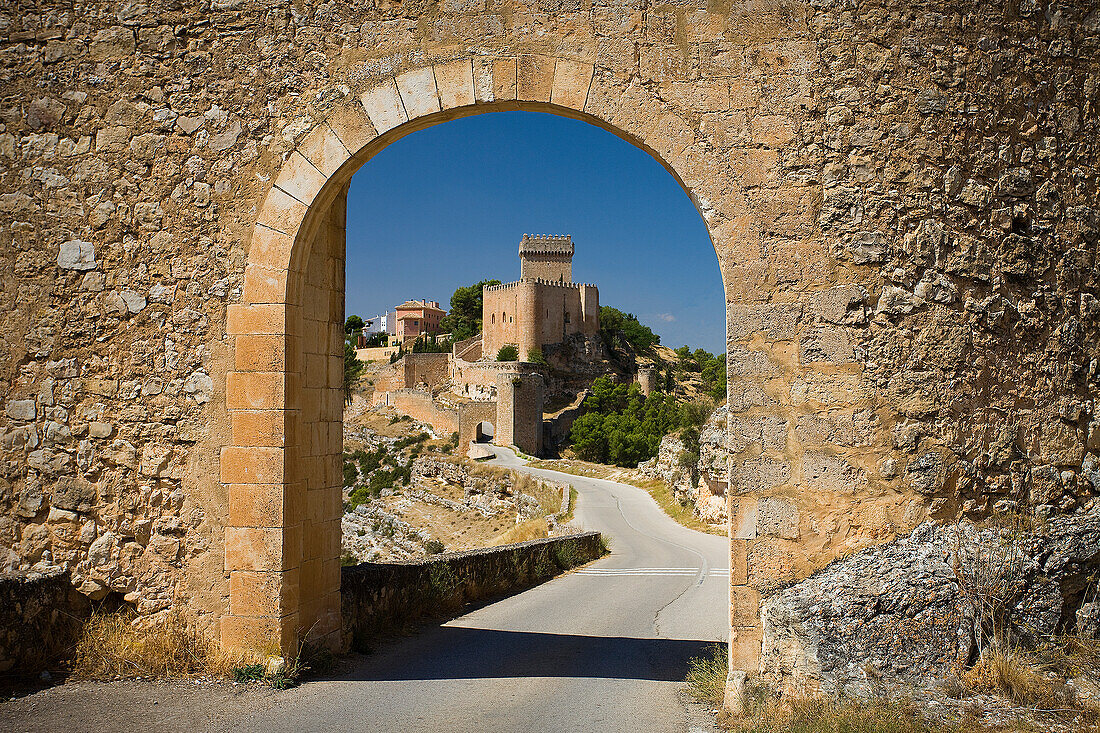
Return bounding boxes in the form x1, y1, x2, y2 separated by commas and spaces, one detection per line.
573, 568, 730, 576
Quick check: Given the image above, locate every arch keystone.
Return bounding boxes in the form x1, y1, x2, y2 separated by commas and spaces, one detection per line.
395, 67, 441, 119
517, 55, 554, 102
491, 58, 517, 101
360, 78, 408, 134
435, 59, 475, 110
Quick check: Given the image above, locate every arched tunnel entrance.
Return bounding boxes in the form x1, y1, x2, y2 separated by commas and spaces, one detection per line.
474, 421, 495, 444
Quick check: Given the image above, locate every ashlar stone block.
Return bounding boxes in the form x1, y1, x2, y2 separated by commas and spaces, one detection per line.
435, 59, 475, 110
230, 569, 300, 617
242, 264, 289, 305
395, 67, 441, 119
551, 59, 594, 110
221, 612, 299, 655
297, 123, 352, 178
247, 225, 294, 272
325, 104, 378, 157
273, 151, 326, 206
517, 55, 554, 102
224, 524, 300, 572
360, 78, 408, 134
491, 57, 517, 100
220, 446, 285, 485
473, 58, 496, 103
256, 185, 309, 238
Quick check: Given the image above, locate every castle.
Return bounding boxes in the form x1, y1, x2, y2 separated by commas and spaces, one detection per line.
481, 235, 600, 359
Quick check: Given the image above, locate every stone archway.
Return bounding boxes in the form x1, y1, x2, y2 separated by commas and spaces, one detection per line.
475, 421, 494, 444
221, 56, 756, 655
220, 53, 879, 701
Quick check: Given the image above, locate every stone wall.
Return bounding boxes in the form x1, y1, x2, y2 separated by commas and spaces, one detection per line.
482, 279, 599, 360
496, 372, 544, 456
341, 531, 603, 647
403, 352, 450, 390
383, 389, 459, 438
0, 567, 89, 675
0, 0, 1093, 679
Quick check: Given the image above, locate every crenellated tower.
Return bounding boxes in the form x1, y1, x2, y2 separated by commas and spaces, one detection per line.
519, 234, 573, 283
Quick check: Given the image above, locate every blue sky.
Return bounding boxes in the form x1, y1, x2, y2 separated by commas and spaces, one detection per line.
345, 111, 725, 354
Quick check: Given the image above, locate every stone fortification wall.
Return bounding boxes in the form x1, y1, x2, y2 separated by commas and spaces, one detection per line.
482, 279, 599, 359
367, 353, 449, 398
450, 357, 543, 400
0, 0, 1093, 683
341, 531, 603, 646
402, 352, 449, 390
497, 372, 545, 456
457, 401, 497, 451
380, 390, 458, 438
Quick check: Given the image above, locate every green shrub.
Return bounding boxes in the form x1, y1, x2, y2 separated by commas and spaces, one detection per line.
568, 377, 709, 467
497, 344, 519, 361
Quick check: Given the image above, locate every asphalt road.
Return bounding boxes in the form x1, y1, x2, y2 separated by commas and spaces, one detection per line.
227, 447, 730, 733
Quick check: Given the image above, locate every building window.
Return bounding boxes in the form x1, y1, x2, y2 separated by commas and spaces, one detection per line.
564, 312, 571, 324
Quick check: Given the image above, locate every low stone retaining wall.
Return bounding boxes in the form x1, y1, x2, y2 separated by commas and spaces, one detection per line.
341, 531, 603, 650
0, 568, 90, 675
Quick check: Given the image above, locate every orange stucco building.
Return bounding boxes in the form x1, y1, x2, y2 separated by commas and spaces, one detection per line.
394, 299, 446, 343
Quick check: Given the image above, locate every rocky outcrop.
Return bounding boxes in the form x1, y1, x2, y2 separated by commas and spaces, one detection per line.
341, 505, 433, 562
639, 405, 728, 524
342, 453, 568, 563
0, 567, 90, 674
759, 504, 1100, 696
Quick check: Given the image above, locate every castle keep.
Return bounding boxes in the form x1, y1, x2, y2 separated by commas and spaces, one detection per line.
481, 235, 600, 360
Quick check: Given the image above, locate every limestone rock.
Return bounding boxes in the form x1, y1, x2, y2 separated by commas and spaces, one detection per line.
57, 240, 96, 270
761, 506, 1100, 695
5, 400, 36, 421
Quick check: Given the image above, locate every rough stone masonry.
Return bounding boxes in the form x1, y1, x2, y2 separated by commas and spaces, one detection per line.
0, 0, 1097, 703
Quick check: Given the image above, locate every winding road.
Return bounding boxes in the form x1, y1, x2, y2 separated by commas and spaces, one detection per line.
229, 447, 729, 733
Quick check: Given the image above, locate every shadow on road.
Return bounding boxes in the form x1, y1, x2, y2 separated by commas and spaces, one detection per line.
340, 627, 717, 683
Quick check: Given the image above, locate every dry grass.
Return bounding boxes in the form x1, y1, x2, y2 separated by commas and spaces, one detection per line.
514, 472, 567, 516
959, 646, 1095, 716
528, 458, 725, 536
70, 610, 242, 680
494, 517, 549, 545
726, 694, 956, 733
686, 643, 728, 707
1037, 633, 1100, 679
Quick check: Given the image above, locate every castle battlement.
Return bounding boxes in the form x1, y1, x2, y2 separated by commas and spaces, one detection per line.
484, 278, 596, 294
519, 233, 573, 256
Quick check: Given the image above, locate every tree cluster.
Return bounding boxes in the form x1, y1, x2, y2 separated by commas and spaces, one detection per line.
600, 306, 660, 353
438, 279, 502, 341
673, 346, 726, 403
568, 377, 711, 467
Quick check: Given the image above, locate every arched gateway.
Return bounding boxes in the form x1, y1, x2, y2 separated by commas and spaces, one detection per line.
221, 52, 871, 703
11, 0, 1084, 710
